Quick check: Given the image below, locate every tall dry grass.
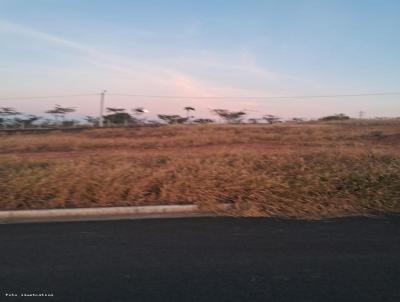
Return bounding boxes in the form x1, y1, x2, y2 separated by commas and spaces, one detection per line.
1, 121, 399, 218
1, 122, 398, 153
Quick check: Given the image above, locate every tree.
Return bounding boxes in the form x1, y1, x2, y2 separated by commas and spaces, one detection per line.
104, 108, 136, 125
132, 107, 149, 124
193, 118, 214, 124
106, 107, 126, 113
248, 118, 261, 124
38, 118, 53, 127
263, 115, 281, 124
45, 105, 75, 123
85, 116, 99, 126
15, 115, 41, 128
183, 106, 195, 119
212, 109, 246, 123
319, 114, 350, 121
0, 107, 21, 116
290, 117, 305, 123
0, 107, 21, 123
132, 107, 148, 115
0, 107, 22, 127
158, 114, 188, 124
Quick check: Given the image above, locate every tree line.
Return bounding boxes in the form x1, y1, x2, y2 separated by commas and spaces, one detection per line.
0, 104, 352, 128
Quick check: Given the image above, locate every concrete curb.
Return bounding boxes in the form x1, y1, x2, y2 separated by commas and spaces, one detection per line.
0, 204, 231, 224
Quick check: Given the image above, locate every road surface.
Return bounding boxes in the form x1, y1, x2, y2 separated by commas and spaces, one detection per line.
1, 216, 399, 301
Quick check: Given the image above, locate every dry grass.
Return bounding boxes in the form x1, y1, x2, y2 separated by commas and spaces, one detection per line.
1, 120, 399, 219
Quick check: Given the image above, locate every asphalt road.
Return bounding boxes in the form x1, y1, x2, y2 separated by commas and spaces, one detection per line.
1, 216, 399, 302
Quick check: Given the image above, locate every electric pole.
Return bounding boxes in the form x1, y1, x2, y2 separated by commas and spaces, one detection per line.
99, 90, 106, 127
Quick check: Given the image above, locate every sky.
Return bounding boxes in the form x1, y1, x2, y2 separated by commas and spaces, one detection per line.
0, 0, 399, 120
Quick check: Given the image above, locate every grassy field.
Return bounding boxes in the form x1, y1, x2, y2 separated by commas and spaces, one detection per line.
1, 120, 399, 218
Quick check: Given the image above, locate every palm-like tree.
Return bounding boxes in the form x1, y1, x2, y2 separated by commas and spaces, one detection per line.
183, 106, 195, 119
212, 109, 246, 124
45, 105, 75, 124
263, 115, 281, 124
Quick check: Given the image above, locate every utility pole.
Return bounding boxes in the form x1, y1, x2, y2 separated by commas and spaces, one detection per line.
359, 111, 364, 119
99, 90, 106, 127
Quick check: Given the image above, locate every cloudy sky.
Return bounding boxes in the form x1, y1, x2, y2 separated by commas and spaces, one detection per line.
0, 0, 399, 120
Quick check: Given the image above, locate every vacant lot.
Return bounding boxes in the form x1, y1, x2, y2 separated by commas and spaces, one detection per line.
1, 120, 399, 218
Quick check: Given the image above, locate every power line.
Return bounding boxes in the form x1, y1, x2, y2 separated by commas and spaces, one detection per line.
0, 91, 399, 101
109, 92, 400, 99
0, 94, 98, 101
